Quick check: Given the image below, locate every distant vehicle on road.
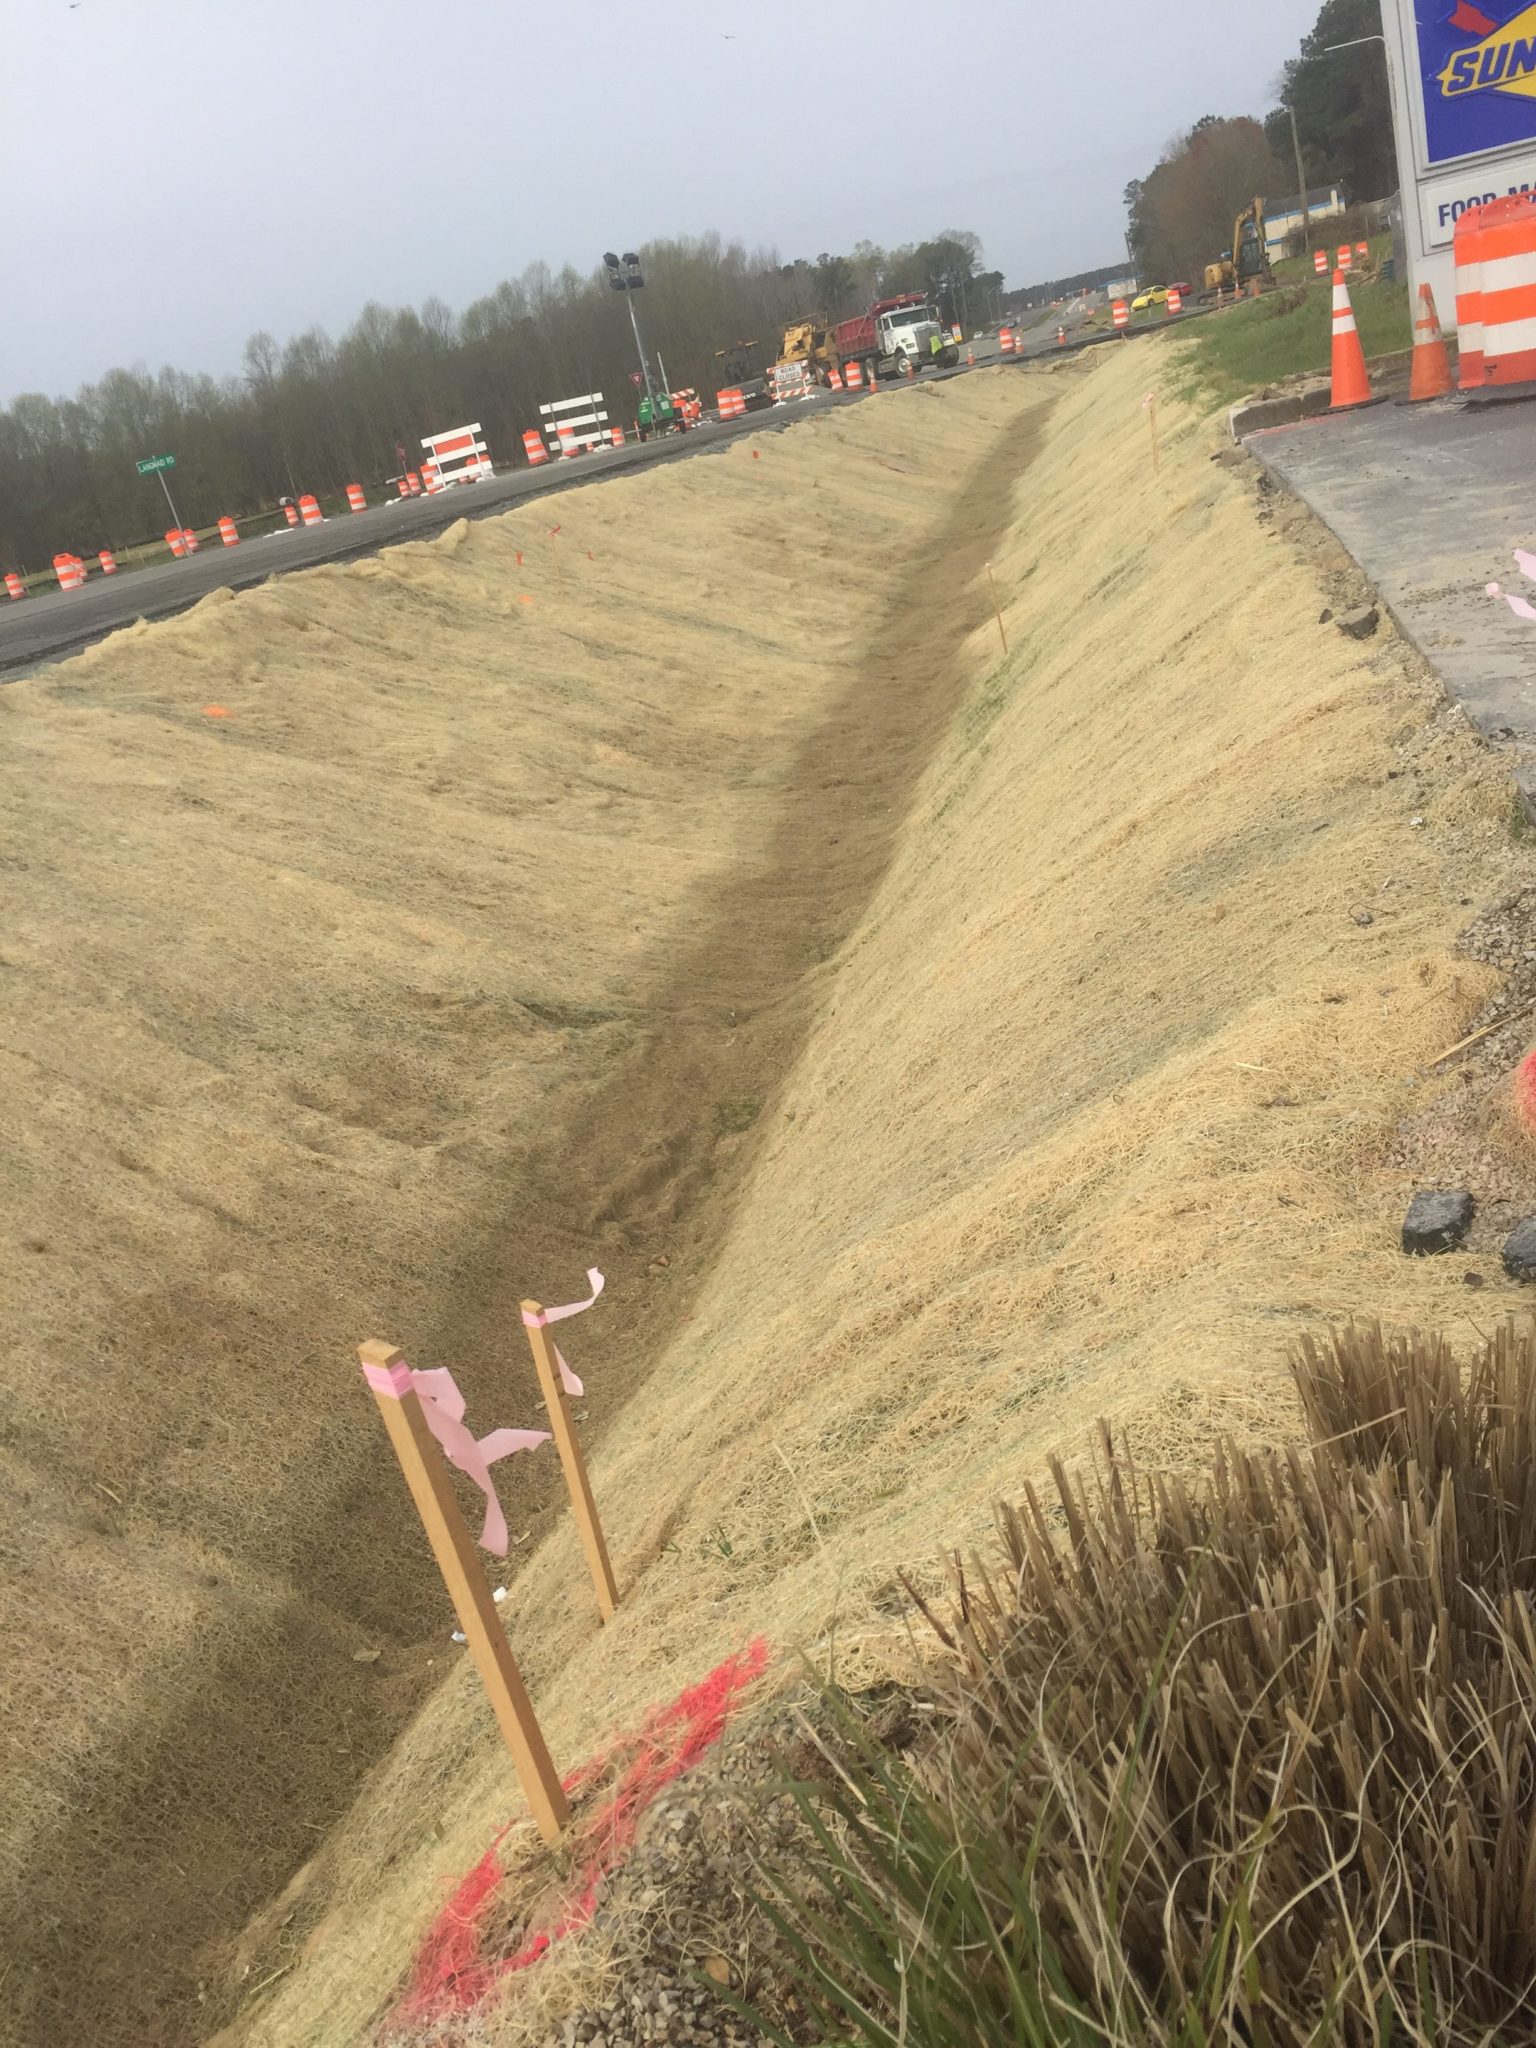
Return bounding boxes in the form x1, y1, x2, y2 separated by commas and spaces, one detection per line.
833, 295, 960, 385
1131, 285, 1170, 311
1168, 280, 1194, 300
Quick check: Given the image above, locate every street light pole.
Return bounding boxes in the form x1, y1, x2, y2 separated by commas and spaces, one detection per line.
605, 251, 657, 417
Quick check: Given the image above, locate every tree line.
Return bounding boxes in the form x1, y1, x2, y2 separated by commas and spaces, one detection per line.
1126, 0, 1393, 288
0, 228, 991, 570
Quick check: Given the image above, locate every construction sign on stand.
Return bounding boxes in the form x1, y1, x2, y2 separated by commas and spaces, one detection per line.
1382, 0, 1536, 320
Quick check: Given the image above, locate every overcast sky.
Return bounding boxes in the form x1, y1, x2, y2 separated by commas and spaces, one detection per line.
2, 0, 1323, 405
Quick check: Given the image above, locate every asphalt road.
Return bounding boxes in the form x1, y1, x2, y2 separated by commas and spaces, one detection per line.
1246, 397, 1536, 752
1, 366, 1000, 681
0, 313, 1188, 682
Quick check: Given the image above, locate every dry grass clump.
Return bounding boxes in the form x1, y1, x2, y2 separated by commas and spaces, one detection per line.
766, 1322, 1536, 2044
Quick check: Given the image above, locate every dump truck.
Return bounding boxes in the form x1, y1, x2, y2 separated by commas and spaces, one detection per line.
834, 295, 960, 384
1204, 199, 1274, 296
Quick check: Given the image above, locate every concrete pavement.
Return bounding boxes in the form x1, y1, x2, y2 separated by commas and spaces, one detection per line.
1247, 400, 1536, 780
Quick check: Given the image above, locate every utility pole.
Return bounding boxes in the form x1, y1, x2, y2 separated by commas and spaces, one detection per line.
1288, 101, 1311, 254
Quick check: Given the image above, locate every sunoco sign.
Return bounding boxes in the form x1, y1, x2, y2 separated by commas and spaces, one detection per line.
1382, 0, 1536, 314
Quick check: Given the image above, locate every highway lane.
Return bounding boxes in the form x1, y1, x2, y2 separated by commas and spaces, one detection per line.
0, 402, 843, 680
0, 309, 1227, 682
1, 354, 1037, 679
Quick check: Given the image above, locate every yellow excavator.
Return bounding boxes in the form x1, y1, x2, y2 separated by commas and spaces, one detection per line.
773, 314, 839, 385
1204, 199, 1274, 296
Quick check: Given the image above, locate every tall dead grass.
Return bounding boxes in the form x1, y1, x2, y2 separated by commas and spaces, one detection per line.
768, 1322, 1536, 2044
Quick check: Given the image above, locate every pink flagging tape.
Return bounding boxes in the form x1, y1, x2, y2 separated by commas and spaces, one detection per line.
1488, 581, 1536, 622
363, 1360, 414, 1398
363, 1356, 549, 1554
1488, 549, 1536, 621
522, 1268, 603, 1396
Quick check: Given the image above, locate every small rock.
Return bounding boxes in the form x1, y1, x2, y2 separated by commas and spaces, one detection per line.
703, 1958, 731, 1985
1464, 1272, 1487, 1289
1352, 909, 1375, 928
1504, 1217, 1536, 1281
1319, 607, 1334, 625
1336, 604, 1380, 639
1403, 1190, 1475, 1256
351, 1647, 381, 1664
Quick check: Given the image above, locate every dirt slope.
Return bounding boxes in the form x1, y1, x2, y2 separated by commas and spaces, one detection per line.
234, 346, 1534, 2046
0, 377, 1044, 2047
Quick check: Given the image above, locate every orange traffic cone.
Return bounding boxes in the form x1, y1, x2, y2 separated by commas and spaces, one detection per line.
1408, 282, 1454, 402
1329, 270, 1374, 410
967, 345, 975, 366
1057, 326, 1066, 346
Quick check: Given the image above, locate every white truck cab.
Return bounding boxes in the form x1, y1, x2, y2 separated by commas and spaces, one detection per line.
878, 303, 951, 369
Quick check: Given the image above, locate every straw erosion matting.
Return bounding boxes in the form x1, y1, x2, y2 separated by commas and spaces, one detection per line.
0, 371, 1045, 2048
233, 343, 1536, 2046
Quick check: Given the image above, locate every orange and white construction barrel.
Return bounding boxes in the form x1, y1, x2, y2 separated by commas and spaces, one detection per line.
53, 553, 85, 591
345, 483, 366, 513
166, 529, 187, 557
299, 495, 322, 526
217, 516, 239, 548
1112, 300, 1130, 331
98, 549, 117, 575
1455, 206, 1488, 389
1473, 193, 1536, 388
4, 572, 24, 601
522, 429, 549, 466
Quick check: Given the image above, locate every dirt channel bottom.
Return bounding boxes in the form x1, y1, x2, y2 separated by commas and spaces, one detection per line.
0, 377, 1048, 2047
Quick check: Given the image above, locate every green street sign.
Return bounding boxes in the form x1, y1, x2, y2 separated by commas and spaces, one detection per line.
136, 453, 175, 475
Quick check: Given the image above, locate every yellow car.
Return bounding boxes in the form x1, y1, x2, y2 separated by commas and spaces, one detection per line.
1131, 286, 1170, 311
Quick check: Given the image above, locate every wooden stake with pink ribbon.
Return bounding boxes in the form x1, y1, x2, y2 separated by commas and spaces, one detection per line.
520, 1270, 619, 1622
357, 1341, 570, 1842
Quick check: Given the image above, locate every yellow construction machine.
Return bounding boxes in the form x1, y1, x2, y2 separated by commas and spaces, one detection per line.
1204, 199, 1274, 296
773, 314, 839, 386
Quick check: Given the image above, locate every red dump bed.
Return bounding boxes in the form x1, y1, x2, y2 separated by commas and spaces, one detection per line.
833, 294, 928, 362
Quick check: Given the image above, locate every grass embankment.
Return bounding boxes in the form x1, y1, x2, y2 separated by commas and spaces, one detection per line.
241, 346, 1534, 2045
1084, 234, 1409, 406
1172, 266, 1411, 407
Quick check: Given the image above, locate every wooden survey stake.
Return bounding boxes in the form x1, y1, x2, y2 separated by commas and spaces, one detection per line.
985, 562, 1009, 657
358, 1340, 569, 1843
520, 1301, 619, 1622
